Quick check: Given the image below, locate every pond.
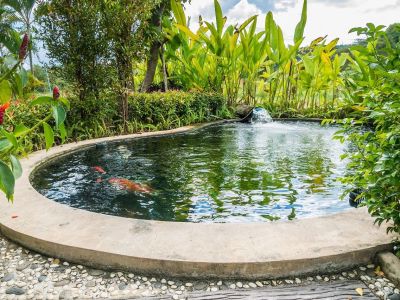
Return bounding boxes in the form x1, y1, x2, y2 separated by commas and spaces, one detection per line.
31, 121, 351, 223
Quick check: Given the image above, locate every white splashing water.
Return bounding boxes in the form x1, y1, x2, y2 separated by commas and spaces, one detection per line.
251, 107, 273, 123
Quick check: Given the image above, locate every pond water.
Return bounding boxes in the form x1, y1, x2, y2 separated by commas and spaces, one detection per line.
31, 121, 351, 223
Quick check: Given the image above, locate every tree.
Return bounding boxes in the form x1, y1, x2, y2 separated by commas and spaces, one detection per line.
101, 0, 160, 128
386, 23, 400, 47
37, 0, 113, 117
3, 0, 36, 72
140, 1, 167, 92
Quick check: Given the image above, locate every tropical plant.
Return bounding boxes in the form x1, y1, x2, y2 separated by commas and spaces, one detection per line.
0, 33, 69, 200
332, 24, 400, 246
3, 0, 36, 71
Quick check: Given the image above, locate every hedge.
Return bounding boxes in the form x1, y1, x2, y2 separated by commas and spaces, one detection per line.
127, 91, 229, 130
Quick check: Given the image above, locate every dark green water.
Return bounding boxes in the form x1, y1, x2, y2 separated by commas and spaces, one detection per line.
32, 121, 351, 222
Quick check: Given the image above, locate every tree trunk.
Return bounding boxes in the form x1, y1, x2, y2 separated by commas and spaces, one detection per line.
27, 23, 34, 74
140, 3, 165, 92
161, 45, 168, 91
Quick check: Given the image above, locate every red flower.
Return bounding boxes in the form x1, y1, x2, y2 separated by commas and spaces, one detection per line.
19, 34, 29, 61
53, 86, 60, 100
0, 102, 11, 125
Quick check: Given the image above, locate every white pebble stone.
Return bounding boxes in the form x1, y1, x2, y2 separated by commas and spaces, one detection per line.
211, 287, 218, 292
185, 283, 193, 287
295, 278, 301, 284
236, 282, 243, 288
249, 282, 257, 288
229, 284, 236, 289
255, 281, 263, 287
217, 281, 222, 286
376, 291, 384, 297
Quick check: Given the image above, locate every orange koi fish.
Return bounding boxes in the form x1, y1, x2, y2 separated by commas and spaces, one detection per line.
92, 166, 106, 174
108, 178, 152, 194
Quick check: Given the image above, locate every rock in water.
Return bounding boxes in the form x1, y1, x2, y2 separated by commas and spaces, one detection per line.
235, 104, 253, 119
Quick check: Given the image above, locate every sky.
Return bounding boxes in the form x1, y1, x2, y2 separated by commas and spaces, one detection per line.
184, 0, 400, 44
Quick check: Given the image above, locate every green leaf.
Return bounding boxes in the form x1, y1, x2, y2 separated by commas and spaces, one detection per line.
0, 129, 17, 148
43, 122, 54, 150
294, 0, 307, 43
59, 123, 67, 143
0, 80, 12, 104
10, 155, 22, 179
214, 0, 223, 35
58, 97, 70, 110
170, 0, 186, 26
13, 124, 29, 137
52, 105, 66, 128
30, 96, 53, 106
0, 138, 12, 152
0, 160, 15, 200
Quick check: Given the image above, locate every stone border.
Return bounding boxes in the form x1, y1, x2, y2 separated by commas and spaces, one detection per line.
0, 121, 395, 279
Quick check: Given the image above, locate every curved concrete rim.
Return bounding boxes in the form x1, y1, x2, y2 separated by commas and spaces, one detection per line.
0, 120, 394, 279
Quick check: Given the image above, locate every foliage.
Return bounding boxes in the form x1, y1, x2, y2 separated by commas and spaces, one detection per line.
332, 24, 400, 242
65, 90, 229, 140
3, 0, 36, 71
128, 91, 229, 130
37, 0, 113, 106
165, 0, 348, 117
0, 32, 68, 200
37, 0, 161, 126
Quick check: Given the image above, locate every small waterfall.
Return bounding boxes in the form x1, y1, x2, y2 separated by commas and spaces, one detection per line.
251, 107, 273, 123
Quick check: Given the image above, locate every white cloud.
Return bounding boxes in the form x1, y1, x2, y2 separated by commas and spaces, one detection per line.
185, 0, 400, 45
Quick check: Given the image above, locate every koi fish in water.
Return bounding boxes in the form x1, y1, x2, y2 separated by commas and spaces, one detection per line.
92, 166, 106, 174
108, 178, 153, 194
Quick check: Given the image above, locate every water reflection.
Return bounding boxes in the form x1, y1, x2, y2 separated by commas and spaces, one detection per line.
32, 121, 350, 223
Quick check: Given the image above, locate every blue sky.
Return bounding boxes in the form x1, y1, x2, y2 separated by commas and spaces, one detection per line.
185, 0, 400, 44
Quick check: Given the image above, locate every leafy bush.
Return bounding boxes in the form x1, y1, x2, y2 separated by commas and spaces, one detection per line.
63, 90, 230, 140
333, 24, 400, 248
0, 33, 69, 200
127, 91, 230, 130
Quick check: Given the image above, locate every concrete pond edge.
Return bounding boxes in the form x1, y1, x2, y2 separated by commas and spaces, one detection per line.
0, 119, 395, 279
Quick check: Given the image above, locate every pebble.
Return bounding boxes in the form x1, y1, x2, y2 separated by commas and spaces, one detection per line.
54, 279, 70, 287
0, 234, 397, 300
59, 289, 73, 300
5, 286, 25, 295
2, 273, 15, 282
249, 282, 257, 288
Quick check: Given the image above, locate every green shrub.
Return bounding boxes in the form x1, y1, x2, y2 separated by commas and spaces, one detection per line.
127, 91, 230, 131
333, 24, 400, 250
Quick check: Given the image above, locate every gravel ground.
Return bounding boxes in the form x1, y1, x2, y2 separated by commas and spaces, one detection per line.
0, 234, 398, 300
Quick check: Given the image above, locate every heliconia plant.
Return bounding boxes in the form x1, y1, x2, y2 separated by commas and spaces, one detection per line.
165, 0, 348, 116
0, 33, 69, 201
